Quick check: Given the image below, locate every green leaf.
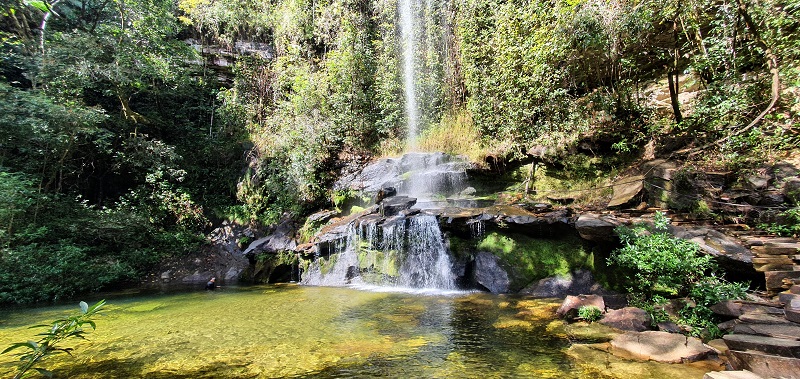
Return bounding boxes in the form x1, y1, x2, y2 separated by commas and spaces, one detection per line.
26, 0, 49, 12
1, 341, 36, 354
79, 301, 89, 314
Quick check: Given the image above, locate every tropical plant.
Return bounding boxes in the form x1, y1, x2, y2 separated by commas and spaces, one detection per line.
3, 300, 106, 379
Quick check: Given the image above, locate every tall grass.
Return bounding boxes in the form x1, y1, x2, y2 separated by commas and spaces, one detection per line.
417, 109, 486, 163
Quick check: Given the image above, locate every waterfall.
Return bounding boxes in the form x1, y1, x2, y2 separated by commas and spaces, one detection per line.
400, 0, 419, 149
300, 214, 456, 290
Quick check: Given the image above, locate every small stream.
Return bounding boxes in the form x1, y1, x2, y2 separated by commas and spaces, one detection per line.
0, 285, 718, 378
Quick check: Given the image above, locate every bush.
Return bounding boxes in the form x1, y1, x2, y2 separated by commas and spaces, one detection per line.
578, 306, 603, 323
609, 212, 748, 338
609, 212, 714, 297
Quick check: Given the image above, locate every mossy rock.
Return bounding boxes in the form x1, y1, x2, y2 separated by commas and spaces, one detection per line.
475, 232, 595, 292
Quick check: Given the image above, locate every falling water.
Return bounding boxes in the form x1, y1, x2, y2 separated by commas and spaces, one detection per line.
400, 0, 419, 148
300, 214, 456, 290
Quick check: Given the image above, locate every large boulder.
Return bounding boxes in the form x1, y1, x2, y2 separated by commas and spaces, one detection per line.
727, 350, 800, 379
610, 331, 712, 363
473, 252, 510, 294
600, 307, 653, 332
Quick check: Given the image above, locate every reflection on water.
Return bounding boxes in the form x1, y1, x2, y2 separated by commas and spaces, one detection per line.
0, 285, 716, 378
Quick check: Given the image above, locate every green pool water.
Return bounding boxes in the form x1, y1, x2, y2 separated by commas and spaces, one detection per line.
0, 285, 718, 378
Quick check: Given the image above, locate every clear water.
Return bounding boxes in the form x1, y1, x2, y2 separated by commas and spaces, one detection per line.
0, 285, 718, 378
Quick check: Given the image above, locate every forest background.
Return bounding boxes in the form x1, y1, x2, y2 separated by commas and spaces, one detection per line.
1, 0, 798, 304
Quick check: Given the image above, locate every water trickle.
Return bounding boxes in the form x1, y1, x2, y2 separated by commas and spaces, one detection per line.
400, 0, 418, 148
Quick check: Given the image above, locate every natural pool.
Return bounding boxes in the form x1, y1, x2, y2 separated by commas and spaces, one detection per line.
0, 285, 719, 378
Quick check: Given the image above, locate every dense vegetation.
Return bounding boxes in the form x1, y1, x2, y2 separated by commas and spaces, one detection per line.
1, 0, 798, 303
609, 212, 748, 338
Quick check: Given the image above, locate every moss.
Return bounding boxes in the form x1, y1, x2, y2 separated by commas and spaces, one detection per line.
476, 232, 594, 292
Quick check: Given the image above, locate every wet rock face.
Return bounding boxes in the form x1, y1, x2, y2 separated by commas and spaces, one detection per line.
472, 252, 510, 294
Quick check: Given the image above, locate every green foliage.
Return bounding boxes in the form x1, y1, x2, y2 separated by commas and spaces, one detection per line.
759, 208, 800, 237
3, 300, 106, 379
577, 306, 602, 323
475, 232, 594, 291
611, 212, 748, 338
610, 212, 714, 297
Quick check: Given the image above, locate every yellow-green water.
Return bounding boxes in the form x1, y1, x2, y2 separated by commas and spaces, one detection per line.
0, 285, 718, 378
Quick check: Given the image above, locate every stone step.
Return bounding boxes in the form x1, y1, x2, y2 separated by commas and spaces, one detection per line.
733, 322, 800, 340
739, 312, 793, 325
752, 246, 793, 256
765, 271, 800, 291
753, 256, 793, 265
791, 285, 800, 295
741, 236, 797, 247
703, 370, 764, 379
755, 263, 795, 272
793, 255, 800, 262
763, 242, 800, 254
787, 309, 800, 324
723, 334, 800, 358
711, 300, 786, 317
727, 350, 800, 379
779, 292, 800, 305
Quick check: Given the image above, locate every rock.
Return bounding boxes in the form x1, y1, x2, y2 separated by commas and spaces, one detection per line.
705, 338, 729, 355
160, 271, 171, 281
460, 186, 477, 196
739, 312, 795, 325
746, 176, 770, 191
473, 252, 510, 294
519, 269, 611, 298
703, 371, 764, 379
766, 271, 800, 291
608, 175, 645, 208
657, 321, 682, 333
306, 209, 338, 225
603, 294, 629, 310
600, 307, 652, 332
733, 323, 800, 340
671, 226, 753, 264
556, 295, 605, 320
718, 319, 738, 333
723, 334, 800, 358
575, 213, 621, 242
380, 195, 417, 216
758, 191, 785, 206
710, 300, 785, 318
727, 350, 800, 379
783, 178, 800, 203
610, 331, 712, 363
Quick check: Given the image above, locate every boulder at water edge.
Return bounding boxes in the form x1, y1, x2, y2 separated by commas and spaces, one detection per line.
610, 331, 712, 363
599, 307, 652, 332
556, 294, 605, 320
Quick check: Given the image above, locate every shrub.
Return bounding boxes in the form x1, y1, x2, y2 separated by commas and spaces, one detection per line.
609, 212, 714, 297
609, 212, 748, 338
577, 306, 603, 323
